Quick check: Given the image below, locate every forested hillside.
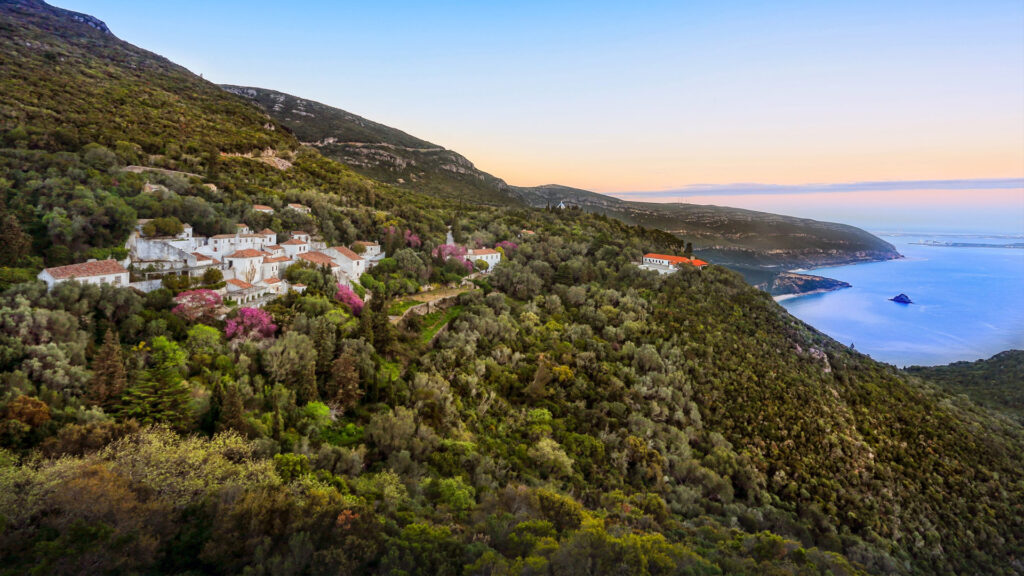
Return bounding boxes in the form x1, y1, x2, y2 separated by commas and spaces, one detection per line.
0, 2, 1022, 575
907, 350, 1024, 424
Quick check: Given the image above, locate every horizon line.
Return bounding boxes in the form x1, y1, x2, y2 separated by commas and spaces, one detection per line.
605, 178, 1024, 199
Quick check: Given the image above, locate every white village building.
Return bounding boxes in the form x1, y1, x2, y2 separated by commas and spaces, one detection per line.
467, 248, 501, 272
38, 259, 130, 290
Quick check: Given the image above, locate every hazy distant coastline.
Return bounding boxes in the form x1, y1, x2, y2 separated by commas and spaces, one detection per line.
910, 240, 1024, 249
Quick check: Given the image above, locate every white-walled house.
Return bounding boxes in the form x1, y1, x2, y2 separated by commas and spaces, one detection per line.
224, 249, 266, 284
298, 251, 343, 279
467, 248, 501, 272
353, 241, 385, 268
325, 246, 365, 281
253, 205, 274, 214
286, 203, 311, 214
281, 238, 309, 258
38, 259, 129, 290
353, 241, 381, 258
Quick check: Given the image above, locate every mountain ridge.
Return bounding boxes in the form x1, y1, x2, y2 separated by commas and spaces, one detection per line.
222, 84, 900, 277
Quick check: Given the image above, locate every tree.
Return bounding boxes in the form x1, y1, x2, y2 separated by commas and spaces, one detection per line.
335, 284, 364, 316
225, 308, 277, 341
90, 328, 127, 407
201, 267, 223, 286
171, 289, 222, 322
119, 337, 192, 428
327, 353, 362, 414
265, 332, 318, 404
141, 216, 184, 238
683, 242, 693, 258
0, 212, 32, 267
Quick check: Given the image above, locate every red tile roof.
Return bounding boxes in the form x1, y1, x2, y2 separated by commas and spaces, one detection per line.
226, 249, 264, 258
299, 252, 336, 267
645, 253, 692, 265
331, 246, 363, 261
211, 233, 237, 239
644, 253, 708, 267
266, 245, 283, 251
469, 248, 499, 256
253, 205, 273, 211
226, 278, 252, 289
43, 259, 127, 279
262, 256, 290, 263
263, 277, 281, 284
281, 239, 307, 246
290, 230, 308, 236
192, 252, 212, 261
260, 228, 275, 235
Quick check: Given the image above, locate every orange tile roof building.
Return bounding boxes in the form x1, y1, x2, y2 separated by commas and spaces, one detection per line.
641, 253, 709, 272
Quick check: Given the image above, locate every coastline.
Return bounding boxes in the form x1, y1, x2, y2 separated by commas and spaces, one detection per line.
773, 285, 849, 302
769, 252, 902, 299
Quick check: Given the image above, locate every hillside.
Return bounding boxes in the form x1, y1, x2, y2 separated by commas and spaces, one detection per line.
906, 350, 1024, 424
220, 85, 516, 205
222, 86, 900, 277
0, 2, 1022, 575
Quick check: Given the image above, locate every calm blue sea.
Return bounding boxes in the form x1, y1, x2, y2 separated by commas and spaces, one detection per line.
781, 233, 1024, 367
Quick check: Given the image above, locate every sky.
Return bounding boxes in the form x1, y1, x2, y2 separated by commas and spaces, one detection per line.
53, 0, 1024, 233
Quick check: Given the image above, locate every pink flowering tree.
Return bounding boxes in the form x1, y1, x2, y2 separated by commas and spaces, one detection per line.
226, 307, 277, 341
404, 229, 422, 248
335, 283, 364, 316
432, 243, 474, 273
495, 240, 518, 254
171, 289, 222, 322
432, 243, 467, 261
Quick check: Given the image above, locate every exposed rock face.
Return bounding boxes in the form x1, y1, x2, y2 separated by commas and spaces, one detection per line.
8, 0, 112, 35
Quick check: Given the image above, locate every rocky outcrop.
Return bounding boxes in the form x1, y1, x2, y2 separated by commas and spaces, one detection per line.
763, 272, 851, 298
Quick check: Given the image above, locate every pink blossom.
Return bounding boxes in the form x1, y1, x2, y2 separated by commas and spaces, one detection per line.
172, 289, 222, 321
432, 243, 467, 260
335, 284, 364, 316
226, 307, 277, 340
495, 241, 518, 253
404, 229, 422, 248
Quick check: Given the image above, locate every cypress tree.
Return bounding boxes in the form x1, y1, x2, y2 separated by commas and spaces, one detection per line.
89, 328, 127, 408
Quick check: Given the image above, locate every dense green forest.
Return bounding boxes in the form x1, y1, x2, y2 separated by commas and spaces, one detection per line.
1, 1, 1022, 575
907, 350, 1024, 425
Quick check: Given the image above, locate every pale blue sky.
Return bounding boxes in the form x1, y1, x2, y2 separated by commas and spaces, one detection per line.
53, 1, 1024, 232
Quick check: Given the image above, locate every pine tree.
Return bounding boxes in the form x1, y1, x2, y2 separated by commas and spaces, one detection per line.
119, 337, 192, 428
89, 329, 127, 408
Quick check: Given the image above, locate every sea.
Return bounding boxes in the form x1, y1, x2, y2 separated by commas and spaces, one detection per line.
780, 233, 1024, 367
